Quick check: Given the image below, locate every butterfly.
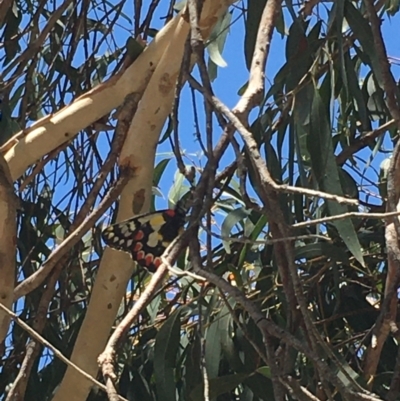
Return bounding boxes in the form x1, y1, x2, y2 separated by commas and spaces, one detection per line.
102, 202, 186, 272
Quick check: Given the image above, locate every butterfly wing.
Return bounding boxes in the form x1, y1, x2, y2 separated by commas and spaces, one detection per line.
102, 208, 185, 272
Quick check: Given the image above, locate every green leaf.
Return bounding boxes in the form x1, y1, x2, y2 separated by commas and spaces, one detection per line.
205, 317, 223, 380
363, 71, 387, 121
256, 366, 271, 378
207, 11, 232, 81
174, 0, 187, 12
221, 208, 251, 253
344, 53, 370, 131
184, 335, 202, 400
238, 214, 267, 268
385, 0, 400, 15
245, 373, 275, 400
126, 36, 145, 62
244, 0, 268, 70
154, 309, 182, 401
159, 118, 173, 144
344, 2, 384, 89
147, 295, 162, 324
168, 169, 189, 206
295, 242, 350, 264
307, 88, 364, 266
379, 156, 391, 200
264, 138, 282, 182
3, 8, 21, 64
339, 168, 359, 199
335, 0, 349, 104
154, 158, 171, 187
0, 105, 20, 145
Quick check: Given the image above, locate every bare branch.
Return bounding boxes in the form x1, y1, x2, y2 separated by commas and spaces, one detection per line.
98, 232, 188, 399
362, 0, 400, 383
13, 172, 131, 300
293, 210, 400, 229
0, 302, 128, 401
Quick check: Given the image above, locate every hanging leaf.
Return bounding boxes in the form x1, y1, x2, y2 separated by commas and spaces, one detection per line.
154, 309, 182, 401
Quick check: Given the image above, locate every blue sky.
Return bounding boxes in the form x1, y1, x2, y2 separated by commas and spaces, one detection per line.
27, 0, 399, 239
151, 3, 400, 210
12, 0, 395, 215
4, 1, 400, 210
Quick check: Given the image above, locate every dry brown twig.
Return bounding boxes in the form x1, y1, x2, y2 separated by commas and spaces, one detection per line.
362, 0, 400, 386
0, 302, 128, 401
13, 94, 139, 300
6, 110, 135, 395
188, 0, 309, 399
13, 167, 129, 300
187, 0, 378, 398
0, 0, 14, 26
336, 119, 396, 166
189, 76, 359, 207
279, 376, 322, 401
293, 210, 400, 229
187, 237, 382, 401
5, 169, 131, 400
186, 3, 216, 399
97, 234, 188, 400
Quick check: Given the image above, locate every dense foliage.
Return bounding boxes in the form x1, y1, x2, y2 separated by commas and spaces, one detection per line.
1, 0, 400, 400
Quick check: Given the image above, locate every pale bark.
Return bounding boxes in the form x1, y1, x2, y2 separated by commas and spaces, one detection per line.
0, 154, 16, 342
1, 7, 181, 181
51, 2, 235, 401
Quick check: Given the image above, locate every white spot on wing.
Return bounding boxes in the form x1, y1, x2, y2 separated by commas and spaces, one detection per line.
120, 224, 129, 235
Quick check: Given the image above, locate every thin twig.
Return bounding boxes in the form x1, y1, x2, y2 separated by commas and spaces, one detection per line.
279, 376, 322, 401
387, 344, 400, 401
189, 76, 359, 207
293, 210, 400, 229
13, 93, 138, 300
336, 119, 396, 166
188, 236, 375, 400
171, 35, 192, 178
362, 0, 400, 383
163, 260, 206, 281
219, 290, 269, 365
13, 172, 130, 300
98, 231, 190, 398
0, 302, 128, 401
211, 232, 332, 245
187, 0, 218, 284
198, 272, 210, 401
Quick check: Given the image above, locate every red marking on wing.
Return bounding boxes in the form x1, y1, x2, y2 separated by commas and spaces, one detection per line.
133, 242, 143, 252
164, 209, 176, 217
134, 230, 145, 240
136, 250, 145, 260
153, 257, 162, 268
